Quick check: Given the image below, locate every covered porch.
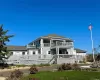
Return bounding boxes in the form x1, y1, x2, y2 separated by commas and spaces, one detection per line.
50, 48, 75, 58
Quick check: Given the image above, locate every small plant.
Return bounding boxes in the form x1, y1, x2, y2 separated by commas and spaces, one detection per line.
29, 66, 38, 74
6, 69, 23, 80
72, 63, 80, 70
65, 63, 72, 70
58, 63, 72, 71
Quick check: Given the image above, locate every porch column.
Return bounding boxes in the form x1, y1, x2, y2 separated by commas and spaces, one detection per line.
50, 39, 52, 47
40, 39, 43, 47
57, 47, 59, 58
40, 39, 43, 58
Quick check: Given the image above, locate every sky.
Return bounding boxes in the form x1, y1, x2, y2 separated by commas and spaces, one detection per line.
0, 0, 99, 53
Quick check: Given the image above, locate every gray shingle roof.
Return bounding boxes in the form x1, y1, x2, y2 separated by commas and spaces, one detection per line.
28, 34, 73, 45
6, 45, 27, 51
75, 48, 86, 53
41, 34, 65, 38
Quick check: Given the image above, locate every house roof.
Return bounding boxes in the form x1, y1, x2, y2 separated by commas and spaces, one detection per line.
6, 45, 27, 51
29, 34, 73, 44
41, 34, 65, 38
75, 48, 87, 53
41, 34, 72, 41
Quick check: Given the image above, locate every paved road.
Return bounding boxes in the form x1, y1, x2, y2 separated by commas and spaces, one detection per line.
0, 66, 57, 77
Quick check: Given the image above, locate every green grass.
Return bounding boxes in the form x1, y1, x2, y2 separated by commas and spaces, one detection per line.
21, 71, 100, 80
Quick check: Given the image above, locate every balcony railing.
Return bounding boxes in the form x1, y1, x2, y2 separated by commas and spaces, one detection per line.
44, 43, 50, 47
57, 54, 75, 58
51, 42, 73, 48
27, 45, 37, 48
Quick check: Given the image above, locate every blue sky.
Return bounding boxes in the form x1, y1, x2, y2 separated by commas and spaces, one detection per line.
0, 0, 99, 53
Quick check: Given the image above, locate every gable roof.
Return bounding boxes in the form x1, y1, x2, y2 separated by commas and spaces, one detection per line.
6, 45, 27, 51
75, 48, 87, 53
41, 34, 65, 38
29, 34, 73, 45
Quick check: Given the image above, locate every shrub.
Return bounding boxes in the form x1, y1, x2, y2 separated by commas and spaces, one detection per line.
58, 66, 63, 71
58, 63, 72, 71
72, 63, 81, 70
29, 66, 38, 74
6, 69, 23, 80
65, 63, 72, 70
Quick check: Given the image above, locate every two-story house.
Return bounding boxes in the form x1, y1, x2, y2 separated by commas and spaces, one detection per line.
6, 34, 86, 65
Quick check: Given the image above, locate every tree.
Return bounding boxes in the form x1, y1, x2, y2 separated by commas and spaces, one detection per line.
0, 24, 14, 63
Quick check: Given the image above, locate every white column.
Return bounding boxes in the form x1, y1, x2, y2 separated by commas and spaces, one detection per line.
50, 39, 52, 47
40, 39, 43, 47
57, 47, 59, 58
40, 39, 43, 58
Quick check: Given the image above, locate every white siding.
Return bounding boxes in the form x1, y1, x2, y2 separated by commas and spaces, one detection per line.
12, 51, 27, 56
28, 49, 38, 55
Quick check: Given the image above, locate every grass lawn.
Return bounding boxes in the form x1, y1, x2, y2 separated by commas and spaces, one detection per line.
21, 71, 100, 80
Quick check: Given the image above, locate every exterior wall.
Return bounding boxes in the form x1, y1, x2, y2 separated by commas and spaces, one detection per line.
6, 38, 87, 65
28, 49, 38, 55
76, 53, 86, 56
11, 51, 27, 56
57, 58, 75, 64
67, 48, 74, 54
41, 47, 53, 59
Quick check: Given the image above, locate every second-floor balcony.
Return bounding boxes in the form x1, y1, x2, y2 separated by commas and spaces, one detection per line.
51, 42, 73, 48
27, 42, 73, 48
43, 42, 73, 48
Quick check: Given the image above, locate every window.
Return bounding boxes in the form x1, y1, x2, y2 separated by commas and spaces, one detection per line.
48, 51, 50, 54
33, 51, 35, 54
22, 52, 25, 55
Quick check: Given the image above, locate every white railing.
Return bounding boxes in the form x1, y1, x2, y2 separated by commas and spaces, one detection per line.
57, 54, 76, 58
43, 43, 50, 47
27, 45, 40, 48
51, 42, 73, 47
27, 45, 36, 48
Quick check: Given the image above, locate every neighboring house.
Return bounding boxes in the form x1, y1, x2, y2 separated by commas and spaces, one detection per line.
6, 34, 86, 65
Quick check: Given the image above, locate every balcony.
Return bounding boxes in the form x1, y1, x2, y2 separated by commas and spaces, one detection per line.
43, 43, 50, 47
51, 42, 73, 48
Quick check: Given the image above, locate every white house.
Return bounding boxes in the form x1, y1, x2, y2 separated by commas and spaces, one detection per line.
6, 34, 86, 65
